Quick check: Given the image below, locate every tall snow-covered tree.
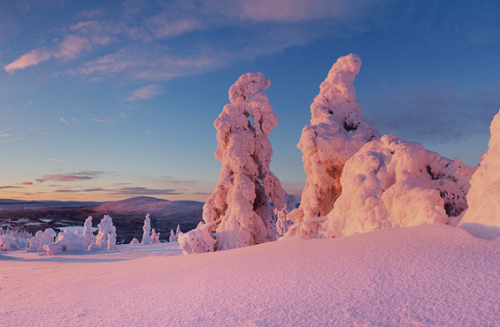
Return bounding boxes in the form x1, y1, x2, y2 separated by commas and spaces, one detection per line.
183, 72, 286, 252
460, 109, 500, 239
83, 216, 95, 247
288, 54, 380, 224
95, 215, 117, 250
141, 214, 152, 244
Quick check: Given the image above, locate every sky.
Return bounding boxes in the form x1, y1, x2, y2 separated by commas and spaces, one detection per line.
1, 0, 499, 203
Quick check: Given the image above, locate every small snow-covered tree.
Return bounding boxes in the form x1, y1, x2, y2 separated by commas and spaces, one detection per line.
192, 72, 286, 251
169, 229, 176, 242
83, 216, 95, 247
460, 109, 500, 239
320, 134, 473, 238
141, 214, 152, 244
178, 222, 216, 255
288, 54, 380, 225
95, 215, 117, 250
130, 238, 139, 244
151, 229, 160, 243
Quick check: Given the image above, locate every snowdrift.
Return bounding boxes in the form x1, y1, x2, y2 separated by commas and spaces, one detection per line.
1, 224, 499, 326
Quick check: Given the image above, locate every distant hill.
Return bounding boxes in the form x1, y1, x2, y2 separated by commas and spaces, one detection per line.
0, 196, 204, 243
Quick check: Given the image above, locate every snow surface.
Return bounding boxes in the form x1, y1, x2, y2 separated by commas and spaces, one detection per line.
460, 109, 500, 239
1, 224, 499, 326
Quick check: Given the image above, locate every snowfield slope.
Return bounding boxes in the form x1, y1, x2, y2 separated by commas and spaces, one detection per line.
1, 224, 499, 326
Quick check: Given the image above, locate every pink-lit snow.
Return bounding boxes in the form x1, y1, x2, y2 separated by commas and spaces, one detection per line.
1, 224, 500, 326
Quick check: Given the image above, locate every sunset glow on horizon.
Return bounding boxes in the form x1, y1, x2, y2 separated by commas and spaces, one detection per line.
1, 0, 499, 202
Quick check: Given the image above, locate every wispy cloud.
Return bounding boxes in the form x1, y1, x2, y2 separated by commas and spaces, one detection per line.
111, 187, 181, 196
39, 171, 105, 183
49, 158, 63, 162
19, 182, 33, 186
0, 186, 23, 189
127, 84, 163, 101
4, 48, 52, 74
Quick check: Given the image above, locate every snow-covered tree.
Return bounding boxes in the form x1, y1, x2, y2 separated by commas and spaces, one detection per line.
141, 214, 152, 244
191, 72, 286, 251
460, 109, 500, 239
95, 215, 117, 250
320, 134, 473, 238
83, 216, 95, 247
44, 229, 87, 255
130, 238, 139, 244
169, 229, 176, 242
288, 54, 381, 224
151, 229, 160, 243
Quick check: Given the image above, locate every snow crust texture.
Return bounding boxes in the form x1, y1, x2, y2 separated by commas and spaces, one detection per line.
461, 109, 500, 238
2, 224, 500, 326
321, 134, 473, 238
289, 54, 381, 223
195, 72, 286, 252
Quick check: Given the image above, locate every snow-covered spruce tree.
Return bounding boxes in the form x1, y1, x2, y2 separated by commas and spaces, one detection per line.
95, 215, 117, 250
83, 216, 95, 247
460, 109, 500, 239
288, 54, 380, 229
320, 134, 473, 238
141, 214, 152, 244
181, 72, 286, 252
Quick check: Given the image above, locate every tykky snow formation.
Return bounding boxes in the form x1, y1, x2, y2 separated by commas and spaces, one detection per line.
179, 53, 500, 254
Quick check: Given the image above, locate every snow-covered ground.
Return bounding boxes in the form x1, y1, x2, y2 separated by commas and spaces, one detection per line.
1, 224, 499, 326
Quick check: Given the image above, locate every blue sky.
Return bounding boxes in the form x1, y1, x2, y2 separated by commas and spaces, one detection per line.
1, 0, 499, 202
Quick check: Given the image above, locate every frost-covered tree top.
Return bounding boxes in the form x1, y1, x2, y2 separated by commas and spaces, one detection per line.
321, 134, 473, 238
291, 54, 381, 222
187, 72, 286, 252
460, 109, 500, 239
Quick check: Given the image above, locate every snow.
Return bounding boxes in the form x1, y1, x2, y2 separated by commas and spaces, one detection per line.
289, 53, 381, 224
460, 109, 500, 239
1, 224, 500, 326
321, 134, 473, 238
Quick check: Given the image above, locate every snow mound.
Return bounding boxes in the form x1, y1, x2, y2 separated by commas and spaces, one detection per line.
289, 54, 381, 223
200, 72, 286, 251
44, 229, 87, 255
321, 134, 473, 238
461, 109, 500, 239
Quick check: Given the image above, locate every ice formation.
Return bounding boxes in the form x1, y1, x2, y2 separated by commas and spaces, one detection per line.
141, 214, 152, 244
460, 109, 500, 239
83, 216, 95, 247
178, 221, 216, 255
288, 54, 381, 224
95, 215, 117, 250
321, 134, 473, 238
192, 72, 286, 251
44, 229, 87, 255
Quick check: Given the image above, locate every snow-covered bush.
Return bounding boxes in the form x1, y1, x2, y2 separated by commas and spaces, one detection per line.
288, 54, 381, 224
130, 238, 139, 244
27, 228, 57, 252
83, 216, 95, 247
95, 215, 117, 250
198, 72, 286, 251
151, 229, 160, 243
320, 134, 473, 238
460, 109, 500, 239
1, 228, 33, 251
276, 193, 297, 237
44, 229, 87, 255
141, 214, 152, 244
178, 222, 216, 255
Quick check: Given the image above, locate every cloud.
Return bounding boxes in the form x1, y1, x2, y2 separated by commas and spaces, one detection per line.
127, 84, 163, 101
92, 117, 114, 124
77, 9, 106, 20
53, 35, 93, 61
20, 182, 33, 186
49, 158, 63, 162
365, 83, 500, 144
0, 186, 23, 189
3, 48, 52, 74
54, 188, 106, 193
59, 117, 71, 125
39, 171, 105, 182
